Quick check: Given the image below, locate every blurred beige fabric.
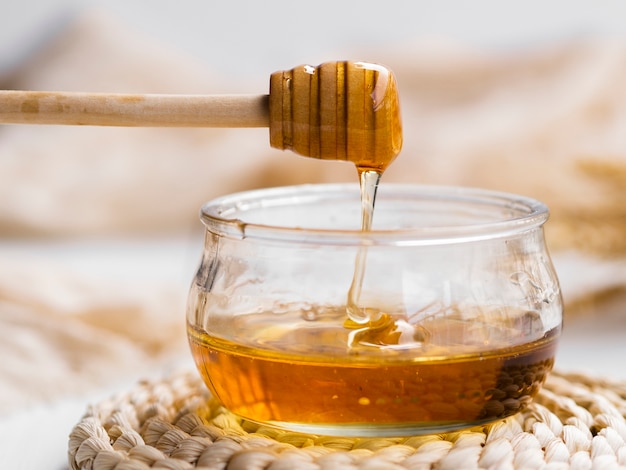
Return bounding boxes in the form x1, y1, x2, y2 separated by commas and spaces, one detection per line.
1, 10, 625, 414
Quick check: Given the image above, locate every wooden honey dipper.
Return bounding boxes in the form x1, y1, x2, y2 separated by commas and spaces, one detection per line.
0, 61, 402, 171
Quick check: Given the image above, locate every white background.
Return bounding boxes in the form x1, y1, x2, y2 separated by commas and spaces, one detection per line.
4, 1, 626, 86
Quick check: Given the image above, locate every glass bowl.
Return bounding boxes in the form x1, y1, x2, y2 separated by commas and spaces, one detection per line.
186, 183, 562, 436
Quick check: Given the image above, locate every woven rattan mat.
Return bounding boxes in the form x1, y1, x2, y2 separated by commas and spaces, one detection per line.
68, 370, 626, 470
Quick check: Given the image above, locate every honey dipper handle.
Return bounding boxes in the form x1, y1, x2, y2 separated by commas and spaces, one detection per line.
0, 90, 270, 127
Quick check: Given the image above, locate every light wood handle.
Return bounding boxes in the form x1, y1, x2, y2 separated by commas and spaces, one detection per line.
0, 91, 269, 127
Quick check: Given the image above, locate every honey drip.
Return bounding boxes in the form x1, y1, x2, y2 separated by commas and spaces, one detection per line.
271, 60, 403, 333
346, 169, 381, 325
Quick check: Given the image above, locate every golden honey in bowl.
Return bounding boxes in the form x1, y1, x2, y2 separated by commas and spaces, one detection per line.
188, 310, 558, 434
186, 184, 562, 436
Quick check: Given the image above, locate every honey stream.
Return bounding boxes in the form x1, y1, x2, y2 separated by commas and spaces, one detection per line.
346, 169, 382, 325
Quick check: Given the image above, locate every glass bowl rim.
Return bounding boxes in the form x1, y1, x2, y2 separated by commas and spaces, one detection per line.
199, 183, 549, 246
